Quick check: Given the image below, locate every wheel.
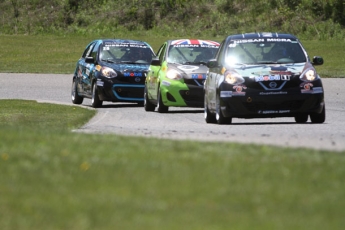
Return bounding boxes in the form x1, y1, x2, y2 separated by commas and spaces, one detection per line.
294, 113, 308, 123
91, 83, 103, 108
215, 94, 232, 124
157, 88, 168, 113
144, 86, 155, 111
310, 105, 325, 123
204, 95, 216, 123
71, 78, 83, 104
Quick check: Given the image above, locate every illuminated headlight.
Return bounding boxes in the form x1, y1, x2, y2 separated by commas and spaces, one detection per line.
101, 67, 117, 78
300, 68, 319, 81
166, 69, 182, 80
224, 71, 245, 85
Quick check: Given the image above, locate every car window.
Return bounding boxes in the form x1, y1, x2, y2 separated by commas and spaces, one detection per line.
156, 44, 166, 63
167, 43, 219, 64
90, 42, 100, 61
226, 40, 307, 64
82, 42, 95, 58
99, 42, 154, 64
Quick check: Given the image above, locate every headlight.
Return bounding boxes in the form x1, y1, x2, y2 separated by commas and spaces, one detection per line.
300, 68, 319, 82
166, 69, 182, 80
224, 70, 245, 85
101, 67, 117, 78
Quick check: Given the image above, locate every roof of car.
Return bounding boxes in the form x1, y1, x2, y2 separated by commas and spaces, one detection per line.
226, 32, 298, 40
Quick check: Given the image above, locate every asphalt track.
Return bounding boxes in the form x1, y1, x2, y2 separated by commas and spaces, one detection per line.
1, 73, 344, 152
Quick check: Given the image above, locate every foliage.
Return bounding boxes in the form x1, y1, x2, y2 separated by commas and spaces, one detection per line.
0, 0, 344, 39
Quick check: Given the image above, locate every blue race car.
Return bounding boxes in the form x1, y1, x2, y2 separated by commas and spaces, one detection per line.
72, 39, 155, 107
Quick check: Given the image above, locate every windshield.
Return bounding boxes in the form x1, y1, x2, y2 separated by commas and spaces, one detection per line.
226, 39, 307, 65
167, 41, 219, 65
99, 42, 154, 64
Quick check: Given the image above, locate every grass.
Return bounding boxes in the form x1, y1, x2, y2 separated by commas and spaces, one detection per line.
0, 34, 344, 77
1, 99, 345, 229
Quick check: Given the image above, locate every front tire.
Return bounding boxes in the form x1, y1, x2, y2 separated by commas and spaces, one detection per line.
204, 95, 216, 123
157, 88, 168, 113
144, 86, 155, 112
91, 83, 103, 108
294, 113, 308, 123
71, 78, 83, 104
216, 94, 232, 124
310, 105, 326, 123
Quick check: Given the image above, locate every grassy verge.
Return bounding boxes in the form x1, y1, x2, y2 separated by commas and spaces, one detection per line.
0, 34, 344, 77
1, 99, 345, 229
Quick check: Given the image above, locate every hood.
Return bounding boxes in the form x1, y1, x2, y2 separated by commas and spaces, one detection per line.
168, 63, 209, 79
106, 63, 150, 74
230, 63, 307, 78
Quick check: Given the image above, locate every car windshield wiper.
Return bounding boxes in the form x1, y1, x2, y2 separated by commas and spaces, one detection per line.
101, 59, 116, 63
256, 61, 277, 64
120, 61, 139, 64
183, 61, 208, 65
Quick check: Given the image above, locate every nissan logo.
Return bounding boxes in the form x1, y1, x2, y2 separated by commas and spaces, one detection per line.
135, 77, 141, 83
269, 82, 277, 88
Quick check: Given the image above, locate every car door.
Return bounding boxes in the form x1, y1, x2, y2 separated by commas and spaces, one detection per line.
207, 41, 226, 111
147, 43, 167, 101
83, 41, 101, 96
77, 41, 96, 95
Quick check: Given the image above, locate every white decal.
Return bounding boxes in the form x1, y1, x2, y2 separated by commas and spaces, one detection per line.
177, 65, 199, 71
220, 91, 232, 98
162, 80, 171, 86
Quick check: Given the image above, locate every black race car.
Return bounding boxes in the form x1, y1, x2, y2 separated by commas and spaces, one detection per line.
204, 32, 325, 124
71, 39, 155, 107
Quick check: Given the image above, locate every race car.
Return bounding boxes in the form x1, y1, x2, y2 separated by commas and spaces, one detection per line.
144, 39, 220, 112
204, 32, 325, 124
71, 39, 155, 107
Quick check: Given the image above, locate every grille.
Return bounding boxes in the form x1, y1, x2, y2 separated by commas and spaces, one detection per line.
184, 79, 205, 87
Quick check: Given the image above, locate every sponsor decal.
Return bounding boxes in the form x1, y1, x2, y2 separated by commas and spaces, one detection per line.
231, 38, 294, 45
177, 65, 199, 71
220, 91, 232, 98
258, 110, 290, 114
232, 85, 247, 96
192, 73, 206, 79
104, 42, 148, 48
255, 75, 291, 82
96, 80, 104, 86
95, 65, 102, 71
162, 80, 171, 86
313, 87, 323, 94
123, 72, 143, 77
259, 91, 288, 95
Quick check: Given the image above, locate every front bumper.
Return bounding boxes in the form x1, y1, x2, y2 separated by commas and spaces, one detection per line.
219, 83, 325, 118
160, 79, 204, 107
96, 78, 144, 102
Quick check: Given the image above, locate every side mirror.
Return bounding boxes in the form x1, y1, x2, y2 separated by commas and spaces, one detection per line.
207, 59, 220, 68
85, 56, 95, 64
150, 57, 161, 66
312, 56, 324, 66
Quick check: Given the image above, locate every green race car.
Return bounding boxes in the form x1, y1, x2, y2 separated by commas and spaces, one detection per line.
144, 39, 220, 112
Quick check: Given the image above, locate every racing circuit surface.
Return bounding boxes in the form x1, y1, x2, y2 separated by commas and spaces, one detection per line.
1, 73, 345, 152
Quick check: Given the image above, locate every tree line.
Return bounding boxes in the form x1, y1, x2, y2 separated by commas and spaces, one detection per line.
0, 0, 344, 39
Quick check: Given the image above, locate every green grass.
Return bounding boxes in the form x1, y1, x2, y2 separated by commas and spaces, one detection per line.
1, 34, 344, 77
1, 99, 345, 229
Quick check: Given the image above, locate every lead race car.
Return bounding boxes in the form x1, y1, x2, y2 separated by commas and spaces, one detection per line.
144, 39, 220, 112
72, 39, 155, 107
204, 32, 326, 124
